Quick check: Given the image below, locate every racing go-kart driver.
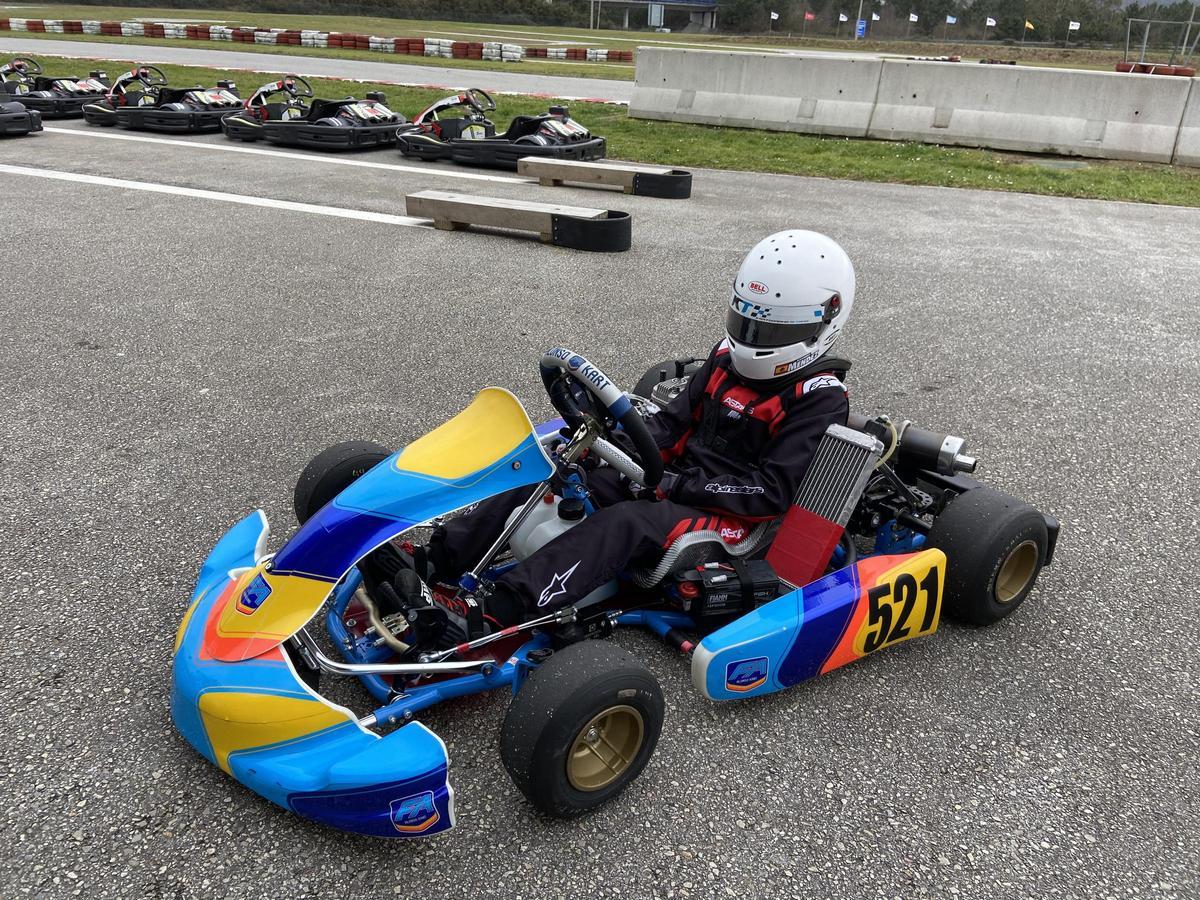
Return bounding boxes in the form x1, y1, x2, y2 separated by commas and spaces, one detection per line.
423, 230, 856, 628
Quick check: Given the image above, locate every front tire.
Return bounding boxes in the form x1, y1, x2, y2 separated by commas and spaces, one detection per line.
500, 641, 664, 818
926, 488, 1048, 626
293, 440, 392, 525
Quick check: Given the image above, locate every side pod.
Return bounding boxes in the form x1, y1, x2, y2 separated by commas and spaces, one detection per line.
692, 550, 946, 701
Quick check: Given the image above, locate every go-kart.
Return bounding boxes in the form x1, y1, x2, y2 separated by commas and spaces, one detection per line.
0, 57, 108, 118
221, 75, 405, 150
171, 349, 1058, 838
83, 64, 241, 132
396, 88, 606, 169
0, 97, 40, 137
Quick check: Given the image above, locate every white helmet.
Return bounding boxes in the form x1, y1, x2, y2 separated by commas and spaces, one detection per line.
725, 231, 855, 382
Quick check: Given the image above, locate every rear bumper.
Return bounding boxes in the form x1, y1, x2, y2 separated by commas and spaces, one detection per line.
0, 102, 40, 135
170, 511, 455, 838
222, 113, 399, 150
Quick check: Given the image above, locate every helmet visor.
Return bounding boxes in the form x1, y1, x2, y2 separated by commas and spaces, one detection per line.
726, 308, 823, 349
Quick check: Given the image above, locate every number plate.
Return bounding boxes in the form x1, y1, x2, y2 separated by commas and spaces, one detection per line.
853, 550, 944, 656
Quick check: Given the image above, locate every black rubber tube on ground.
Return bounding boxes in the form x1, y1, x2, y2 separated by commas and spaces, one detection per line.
551, 210, 631, 252
632, 169, 692, 199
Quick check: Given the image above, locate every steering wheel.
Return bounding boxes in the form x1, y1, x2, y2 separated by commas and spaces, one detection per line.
7, 57, 42, 80
282, 74, 314, 98
540, 348, 664, 489
464, 88, 496, 114
135, 65, 168, 87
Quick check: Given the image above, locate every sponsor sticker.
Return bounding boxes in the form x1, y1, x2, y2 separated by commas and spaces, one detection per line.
772, 350, 820, 377
801, 374, 846, 395
538, 560, 581, 607
704, 483, 765, 495
747, 281, 769, 295
236, 573, 272, 615
389, 791, 440, 834
725, 657, 769, 692
732, 298, 772, 319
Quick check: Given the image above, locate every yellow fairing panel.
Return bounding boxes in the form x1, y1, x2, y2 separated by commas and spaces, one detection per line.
396, 387, 540, 479
198, 691, 350, 773
210, 565, 333, 660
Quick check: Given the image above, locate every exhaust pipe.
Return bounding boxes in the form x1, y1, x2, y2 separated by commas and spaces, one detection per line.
847, 413, 977, 475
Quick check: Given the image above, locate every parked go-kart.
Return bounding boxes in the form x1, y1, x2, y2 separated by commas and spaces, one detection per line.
83, 64, 241, 132
396, 88, 606, 169
221, 74, 405, 150
171, 349, 1058, 838
0, 93, 40, 137
0, 57, 108, 118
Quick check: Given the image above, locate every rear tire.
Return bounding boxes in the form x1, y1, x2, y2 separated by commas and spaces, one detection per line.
500, 641, 664, 818
926, 488, 1048, 626
293, 440, 392, 525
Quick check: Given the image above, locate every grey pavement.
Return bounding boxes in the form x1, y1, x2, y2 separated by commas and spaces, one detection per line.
0, 37, 635, 101
0, 123, 1197, 900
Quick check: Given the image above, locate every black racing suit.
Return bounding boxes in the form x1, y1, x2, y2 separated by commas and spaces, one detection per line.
428, 343, 850, 622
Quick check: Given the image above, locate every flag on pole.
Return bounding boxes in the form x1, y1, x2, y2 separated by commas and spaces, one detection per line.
986, 16, 997, 27
945, 14, 957, 24
804, 10, 816, 20
1068, 20, 1080, 30
839, 12, 849, 22
1025, 19, 1035, 30
909, 12, 919, 22
770, 10, 780, 20
871, 12, 881, 20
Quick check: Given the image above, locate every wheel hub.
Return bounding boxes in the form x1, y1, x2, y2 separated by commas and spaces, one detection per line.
567, 705, 644, 792
995, 540, 1038, 603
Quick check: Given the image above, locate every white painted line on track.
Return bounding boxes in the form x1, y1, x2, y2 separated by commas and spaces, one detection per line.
41, 126, 527, 184
0, 163, 429, 227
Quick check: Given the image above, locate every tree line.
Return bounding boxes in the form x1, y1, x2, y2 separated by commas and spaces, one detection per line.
58, 0, 1200, 46
721, 0, 1198, 43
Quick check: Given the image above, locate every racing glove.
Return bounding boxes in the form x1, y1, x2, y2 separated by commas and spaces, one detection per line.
621, 471, 676, 501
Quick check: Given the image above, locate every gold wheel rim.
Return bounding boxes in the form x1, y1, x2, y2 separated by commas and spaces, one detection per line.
995, 540, 1038, 603
566, 705, 645, 792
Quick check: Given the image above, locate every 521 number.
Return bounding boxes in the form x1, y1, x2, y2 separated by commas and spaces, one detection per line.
862, 566, 941, 655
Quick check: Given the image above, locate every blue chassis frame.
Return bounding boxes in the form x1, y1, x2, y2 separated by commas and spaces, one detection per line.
322, 501, 927, 722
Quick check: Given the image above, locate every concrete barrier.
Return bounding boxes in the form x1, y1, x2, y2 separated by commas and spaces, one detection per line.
867, 60, 1192, 163
1173, 79, 1200, 166
630, 47, 883, 138
631, 48, 1200, 167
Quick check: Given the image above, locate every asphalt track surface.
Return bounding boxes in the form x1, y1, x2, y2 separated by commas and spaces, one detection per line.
0, 119, 1197, 900
0, 36, 637, 101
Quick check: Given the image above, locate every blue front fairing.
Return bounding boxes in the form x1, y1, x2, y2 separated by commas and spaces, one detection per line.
171, 389, 556, 838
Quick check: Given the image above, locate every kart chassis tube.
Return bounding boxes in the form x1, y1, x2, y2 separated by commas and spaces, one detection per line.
331, 600, 698, 724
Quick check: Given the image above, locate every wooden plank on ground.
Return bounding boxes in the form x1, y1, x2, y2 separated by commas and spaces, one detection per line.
517, 157, 673, 193
405, 189, 606, 241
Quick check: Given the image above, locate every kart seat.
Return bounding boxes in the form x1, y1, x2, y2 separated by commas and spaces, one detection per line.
156, 87, 193, 105
261, 102, 297, 121
306, 98, 352, 120
500, 114, 547, 141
